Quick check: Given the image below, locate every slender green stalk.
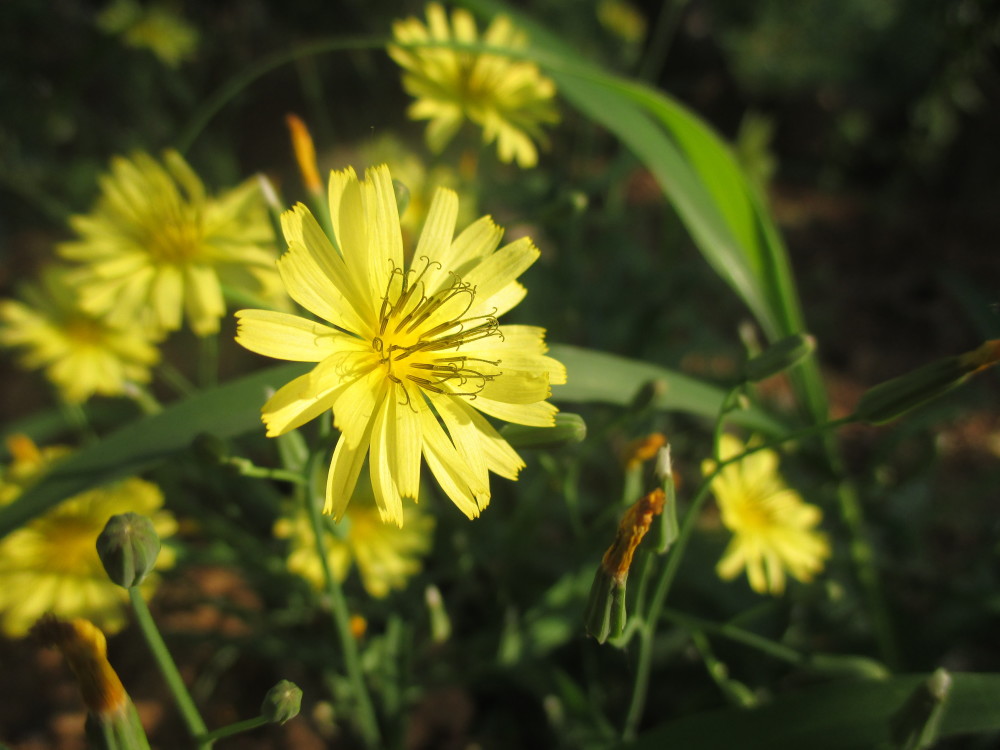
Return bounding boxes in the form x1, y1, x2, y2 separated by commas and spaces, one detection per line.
637, 0, 691, 82
197, 716, 269, 744
303, 461, 382, 748
662, 608, 803, 665
128, 588, 211, 748
176, 37, 385, 152
156, 361, 198, 398
198, 335, 219, 390
622, 473, 716, 741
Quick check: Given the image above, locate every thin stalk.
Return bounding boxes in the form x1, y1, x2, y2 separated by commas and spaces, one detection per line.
661, 608, 803, 665
197, 716, 269, 744
156, 361, 198, 398
303, 459, 382, 748
198, 335, 218, 390
128, 588, 211, 748
176, 37, 385, 152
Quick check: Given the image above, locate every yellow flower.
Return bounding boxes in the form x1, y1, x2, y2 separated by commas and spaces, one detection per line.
275, 480, 435, 599
389, 3, 560, 168
59, 150, 282, 337
0, 267, 160, 403
705, 434, 829, 595
236, 164, 565, 525
97, 0, 199, 68
0, 437, 177, 637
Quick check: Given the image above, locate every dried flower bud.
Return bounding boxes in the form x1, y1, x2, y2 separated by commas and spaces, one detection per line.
743, 333, 815, 382
584, 490, 665, 643
261, 680, 303, 725
97, 513, 161, 589
623, 433, 666, 471
285, 114, 322, 194
33, 615, 150, 749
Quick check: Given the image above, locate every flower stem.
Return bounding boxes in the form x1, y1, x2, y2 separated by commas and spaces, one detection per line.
197, 716, 269, 744
303, 462, 382, 748
128, 587, 211, 748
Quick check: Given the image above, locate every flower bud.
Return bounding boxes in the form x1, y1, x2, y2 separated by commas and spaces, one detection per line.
500, 413, 587, 448
33, 615, 150, 750
890, 668, 952, 750
97, 513, 161, 589
855, 340, 1000, 424
585, 489, 665, 643
743, 333, 815, 382
285, 114, 322, 195
260, 680, 303, 725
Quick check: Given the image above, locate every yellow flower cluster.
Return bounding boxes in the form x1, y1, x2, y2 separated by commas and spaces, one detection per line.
275, 480, 435, 599
389, 3, 560, 167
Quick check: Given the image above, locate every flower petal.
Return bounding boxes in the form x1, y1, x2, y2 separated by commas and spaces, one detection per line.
235, 309, 346, 362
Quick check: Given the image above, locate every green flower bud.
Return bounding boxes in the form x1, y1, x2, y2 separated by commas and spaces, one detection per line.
856, 340, 1000, 424
97, 513, 161, 589
500, 413, 587, 448
260, 680, 303, 725
583, 566, 626, 644
743, 333, 816, 382
890, 668, 952, 750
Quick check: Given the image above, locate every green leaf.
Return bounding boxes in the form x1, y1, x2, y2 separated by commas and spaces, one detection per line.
550, 344, 788, 435
0, 345, 783, 538
620, 673, 1000, 750
0, 363, 309, 541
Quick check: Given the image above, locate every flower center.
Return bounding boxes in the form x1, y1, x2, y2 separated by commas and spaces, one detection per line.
371, 258, 502, 398
144, 206, 205, 264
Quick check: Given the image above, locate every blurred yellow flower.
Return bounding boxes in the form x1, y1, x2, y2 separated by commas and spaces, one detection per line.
97, 0, 199, 68
389, 3, 560, 167
0, 267, 160, 403
236, 164, 564, 525
60, 151, 282, 337
705, 434, 829, 595
275, 482, 435, 599
0, 436, 176, 637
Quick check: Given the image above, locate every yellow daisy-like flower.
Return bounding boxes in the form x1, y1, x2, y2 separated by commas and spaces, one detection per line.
0, 267, 160, 403
388, 3, 560, 168
59, 150, 282, 337
236, 164, 565, 526
0, 436, 177, 637
705, 434, 830, 596
275, 481, 435, 599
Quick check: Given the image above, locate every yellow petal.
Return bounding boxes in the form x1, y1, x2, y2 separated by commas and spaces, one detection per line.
470, 396, 557, 427
261, 371, 343, 437
234, 309, 345, 362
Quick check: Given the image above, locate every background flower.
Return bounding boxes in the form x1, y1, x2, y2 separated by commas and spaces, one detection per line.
59, 150, 283, 337
0, 266, 160, 403
0, 437, 176, 637
389, 3, 560, 167
705, 434, 830, 595
275, 479, 435, 599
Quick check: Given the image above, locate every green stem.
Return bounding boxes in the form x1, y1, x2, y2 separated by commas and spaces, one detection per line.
176, 36, 385, 152
156, 361, 198, 398
303, 460, 382, 748
128, 588, 211, 748
197, 716, 269, 744
199, 335, 219, 390
662, 608, 802, 665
